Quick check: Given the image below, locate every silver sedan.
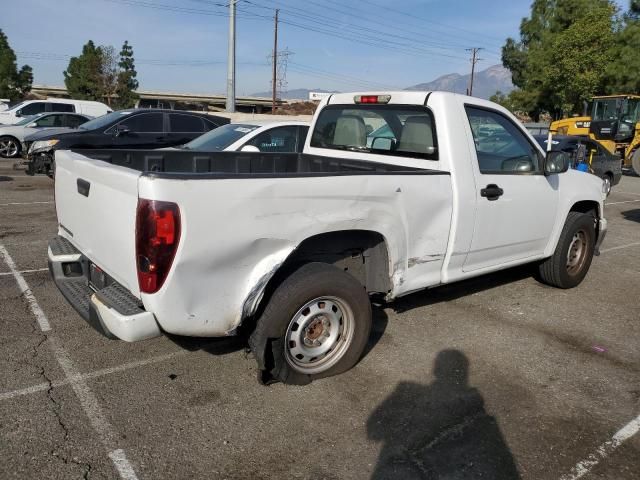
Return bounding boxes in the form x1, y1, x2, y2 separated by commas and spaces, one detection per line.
0, 112, 92, 158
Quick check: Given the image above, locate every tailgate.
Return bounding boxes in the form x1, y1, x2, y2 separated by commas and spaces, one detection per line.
54, 150, 141, 297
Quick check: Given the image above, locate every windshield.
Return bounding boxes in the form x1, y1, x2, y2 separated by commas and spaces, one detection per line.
14, 114, 43, 126
592, 98, 622, 121
4, 101, 27, 112
78, 111, 133, 130
310, 104, 437, 159
622, 99, 640, 123
183, 123, 259, 151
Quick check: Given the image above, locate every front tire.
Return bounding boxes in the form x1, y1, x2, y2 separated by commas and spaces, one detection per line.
538, 212, 596, 289
0, 136, 21, 158
250, 262, 372, 385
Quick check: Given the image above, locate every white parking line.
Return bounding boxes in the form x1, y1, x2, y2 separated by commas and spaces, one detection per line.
0, 268, 48, 277
616, 191, 640, 197
0, 245, 51, 331
606, 199, 640, 205
0, 243, 139, 480
0, 201, 54, 206
0, 351, 185, 401
560, 414, 640, 480
600, 242, 640, 253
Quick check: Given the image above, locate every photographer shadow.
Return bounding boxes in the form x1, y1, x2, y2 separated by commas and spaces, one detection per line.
367, 350, 520, 479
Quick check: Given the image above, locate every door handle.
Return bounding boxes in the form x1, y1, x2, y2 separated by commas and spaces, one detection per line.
480, 184, 504, 201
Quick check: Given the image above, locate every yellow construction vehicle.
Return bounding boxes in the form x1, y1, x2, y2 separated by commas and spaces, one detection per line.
550, 95, 640, 174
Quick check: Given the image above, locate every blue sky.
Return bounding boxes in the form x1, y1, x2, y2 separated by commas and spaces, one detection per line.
1, 0, 626, 95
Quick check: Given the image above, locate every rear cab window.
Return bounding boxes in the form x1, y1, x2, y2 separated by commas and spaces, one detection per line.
310, 104, 438, 160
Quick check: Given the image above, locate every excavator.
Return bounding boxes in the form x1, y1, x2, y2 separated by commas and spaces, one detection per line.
550, 94, 640, 175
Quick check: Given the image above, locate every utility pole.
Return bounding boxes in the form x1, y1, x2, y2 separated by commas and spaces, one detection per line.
466, 47, 483, 97
272, 8, 279, 114
226, 0, 236, 112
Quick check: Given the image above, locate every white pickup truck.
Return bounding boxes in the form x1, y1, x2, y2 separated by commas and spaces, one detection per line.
49, 92, 607, 384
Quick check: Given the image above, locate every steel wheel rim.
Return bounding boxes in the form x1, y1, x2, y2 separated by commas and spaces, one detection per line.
0, 139, 18, 157
284, 296, 355, 374
566, 230, 587, 275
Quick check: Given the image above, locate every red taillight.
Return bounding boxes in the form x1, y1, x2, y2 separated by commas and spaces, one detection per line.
136, 199, 181, 294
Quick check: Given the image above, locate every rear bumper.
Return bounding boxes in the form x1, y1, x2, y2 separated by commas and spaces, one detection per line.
48, 235, 161, 342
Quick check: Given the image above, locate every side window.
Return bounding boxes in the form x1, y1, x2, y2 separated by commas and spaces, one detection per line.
51, 103, 75, 113
21, 102, 46, 116
65, 115, 88, 128
169, 114, 204, 133
465, 106, 541, 174
584, 141, 599, 161
119, 113, 164, 132
34, 115, 64, 127
297, 126, 309, 153
245, 126, 299, 152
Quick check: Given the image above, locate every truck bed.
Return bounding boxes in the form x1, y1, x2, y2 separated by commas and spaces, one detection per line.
70, 149, 446, 178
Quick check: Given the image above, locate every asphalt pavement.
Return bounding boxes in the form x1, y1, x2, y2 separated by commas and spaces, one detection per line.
0, 161, 638, 479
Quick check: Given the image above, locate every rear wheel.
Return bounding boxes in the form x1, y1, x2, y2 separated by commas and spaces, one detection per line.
538, 212, 595, 289
0, 136, 20, 158
250, 262, 372, 385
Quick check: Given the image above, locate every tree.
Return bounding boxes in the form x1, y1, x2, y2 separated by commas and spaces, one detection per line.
64, 40, 105, 101
115, 41, 139, 109
605, 0, 640, 93
501, 0, 618, 119
100, 45, 119, 107
0, 29, 33, 101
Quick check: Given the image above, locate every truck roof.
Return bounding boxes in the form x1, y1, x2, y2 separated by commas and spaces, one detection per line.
325, 90, 470, 105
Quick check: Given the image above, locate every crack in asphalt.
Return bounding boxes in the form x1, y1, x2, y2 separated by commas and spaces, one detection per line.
21, 316, 93, 478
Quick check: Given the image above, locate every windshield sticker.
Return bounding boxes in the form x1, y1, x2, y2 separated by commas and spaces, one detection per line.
234, 127, 254, 133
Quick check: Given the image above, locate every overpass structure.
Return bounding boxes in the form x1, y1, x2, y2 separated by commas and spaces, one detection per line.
30, 85, 285, 113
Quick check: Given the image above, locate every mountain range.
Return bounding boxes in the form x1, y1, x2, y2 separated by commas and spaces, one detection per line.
252, 65, 514, 101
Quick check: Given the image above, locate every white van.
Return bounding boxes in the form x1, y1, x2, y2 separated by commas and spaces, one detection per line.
0, 98, 112, 125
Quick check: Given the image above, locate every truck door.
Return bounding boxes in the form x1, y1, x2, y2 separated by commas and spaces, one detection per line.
462, 106, 559, 272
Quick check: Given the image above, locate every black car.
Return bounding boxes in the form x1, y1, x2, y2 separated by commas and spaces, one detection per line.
24, 109, 229, 176
534, 134, 622, 195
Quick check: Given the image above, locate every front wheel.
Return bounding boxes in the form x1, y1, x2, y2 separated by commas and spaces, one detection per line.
250, 262, 372, 385
537, 212, 596, 289
0, 136, 20, 158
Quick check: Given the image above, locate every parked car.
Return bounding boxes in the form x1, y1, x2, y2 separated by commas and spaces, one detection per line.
48, 91, 606, 385
534, 134, 622, 195
176, 120, 309, 152
0, 99, 111, 125
0, 112, 92, 158
24, 109, 229, 176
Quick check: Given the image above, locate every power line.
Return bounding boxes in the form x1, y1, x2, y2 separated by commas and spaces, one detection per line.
244, 0, 501, 59
351, 0, 507, 47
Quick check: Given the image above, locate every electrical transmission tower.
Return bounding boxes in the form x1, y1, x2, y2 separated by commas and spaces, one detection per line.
267, 48, 292, 108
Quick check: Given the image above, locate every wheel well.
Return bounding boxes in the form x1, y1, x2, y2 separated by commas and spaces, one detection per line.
284, 230, 391, 294
570, 200, 599, 218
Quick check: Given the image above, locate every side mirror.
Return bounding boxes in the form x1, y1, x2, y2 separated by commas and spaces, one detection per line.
371, 137, 394, 151
240, 145, 260, 152
544, 151, 570, 176
114, 125, 130, 137
27, 123, 37, 128
15, 109, 22, 117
